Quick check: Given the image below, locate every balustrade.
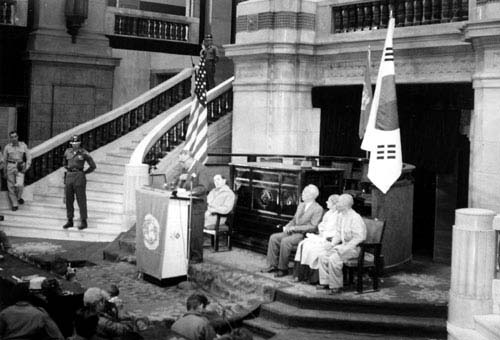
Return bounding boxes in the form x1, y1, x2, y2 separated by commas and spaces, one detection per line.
144, 85, 234, 168
114, 14, 189, 41
0, 0, 15, 25
25, 77, 192, 185
332, 0, 468, 33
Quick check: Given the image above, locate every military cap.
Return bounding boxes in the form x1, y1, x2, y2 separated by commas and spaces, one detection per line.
70, 135, 81, 144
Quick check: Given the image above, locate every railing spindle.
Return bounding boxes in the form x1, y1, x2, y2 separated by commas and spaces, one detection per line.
405, 0, 414, 26
441, 0, 451, 22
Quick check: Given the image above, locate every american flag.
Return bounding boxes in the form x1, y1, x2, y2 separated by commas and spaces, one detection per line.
184, 55, 208, 164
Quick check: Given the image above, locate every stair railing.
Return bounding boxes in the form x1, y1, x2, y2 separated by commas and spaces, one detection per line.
26, 68, 193, 186
123, 76, 234, 230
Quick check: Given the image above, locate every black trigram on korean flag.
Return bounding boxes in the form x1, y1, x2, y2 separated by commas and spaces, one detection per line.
376, 144, 397, 160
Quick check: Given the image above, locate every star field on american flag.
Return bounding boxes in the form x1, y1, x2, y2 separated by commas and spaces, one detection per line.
194, 56, 207, 107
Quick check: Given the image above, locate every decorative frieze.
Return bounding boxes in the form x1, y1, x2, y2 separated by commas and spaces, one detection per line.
236, 11, 315, 32
317, 52, 474, 84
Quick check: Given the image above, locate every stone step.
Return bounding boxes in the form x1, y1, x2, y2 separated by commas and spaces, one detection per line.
34, 194, 123, 212
94, 162, 125, 174
474, 315, 500, 340
14, 202, 122, 220
243, 318, 279, 339
0, 209, 122, 228
87, 171, 123, 184
106, 152, 130, 165
274, 288, 448, 318
447, 323, 489, 340
48, 181, 123, 194
0, 215, 121, 242
259, 301, 447, 338
119, 146, 135, 154
41, 188, 123, 202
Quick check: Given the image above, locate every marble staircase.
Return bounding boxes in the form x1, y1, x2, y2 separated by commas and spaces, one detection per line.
0, 97, 192, 242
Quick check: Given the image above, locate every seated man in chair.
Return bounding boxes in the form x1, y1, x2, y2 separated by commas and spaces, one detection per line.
204, 174, 236, 228
317, 194, 366, 294
262, 184, 324, 278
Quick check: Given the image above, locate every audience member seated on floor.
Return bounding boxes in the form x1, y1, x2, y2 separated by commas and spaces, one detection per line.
83, 287, 138, 339
0, 284, 64, 340
261, 184, 324, 278
37, 278, 81, 338
204, 174, 236, 228
171, 293, 217, 340
0, 229, 11, 253
293, 194, 340, 282
317, 194, 366, 294
68, 306, 104, 340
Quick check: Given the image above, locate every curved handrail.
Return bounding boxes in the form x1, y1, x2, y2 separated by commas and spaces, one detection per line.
129, 76, 235, 166
25, 68, 193, 185
30, 68, 193, 158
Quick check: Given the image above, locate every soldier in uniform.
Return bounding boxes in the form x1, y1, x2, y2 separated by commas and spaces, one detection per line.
3, 131, 31, 211
200, 33, 218, 90
63, 135, 96, 230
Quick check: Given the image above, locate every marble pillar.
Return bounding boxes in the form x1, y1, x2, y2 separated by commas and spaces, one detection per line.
463, 20, 500, 213
448, 208, 496, 328
225, 0, 320, 156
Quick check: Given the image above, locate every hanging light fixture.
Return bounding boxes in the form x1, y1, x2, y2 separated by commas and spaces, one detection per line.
65, 0, 89, 43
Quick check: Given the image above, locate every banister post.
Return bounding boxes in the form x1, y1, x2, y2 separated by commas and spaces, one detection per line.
123, 163, 150, 231
448, 208, 496, 329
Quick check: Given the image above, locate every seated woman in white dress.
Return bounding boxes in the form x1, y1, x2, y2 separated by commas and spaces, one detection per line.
293, 194, 339, 280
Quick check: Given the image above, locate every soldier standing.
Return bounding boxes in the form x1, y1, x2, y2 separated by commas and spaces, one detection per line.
200, 34, 218, 90
3, 131, 31, 211
62, 135, 96, 230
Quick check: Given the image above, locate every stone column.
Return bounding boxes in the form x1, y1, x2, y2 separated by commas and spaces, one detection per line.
463, 17, 500, 213
225, 0, 320, 156
448, 208, 496, 329
27, 0, 120, 146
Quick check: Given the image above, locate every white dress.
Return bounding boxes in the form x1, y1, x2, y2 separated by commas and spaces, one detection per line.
294, 210, 338, 269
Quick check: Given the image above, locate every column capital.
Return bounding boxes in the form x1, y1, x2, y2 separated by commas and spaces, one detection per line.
463, 19, 500, 47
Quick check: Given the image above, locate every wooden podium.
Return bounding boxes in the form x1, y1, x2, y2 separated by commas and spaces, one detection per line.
135, 187, 189, 281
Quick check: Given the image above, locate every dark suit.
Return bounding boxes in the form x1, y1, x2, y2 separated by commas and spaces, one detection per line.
267, 201, 324, 271
176, 160, 211, 262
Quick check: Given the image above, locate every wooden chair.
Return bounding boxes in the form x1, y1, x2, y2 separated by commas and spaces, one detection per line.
344, 217, 386, 293
203, 197, 237, 252
331, 161, 353, 191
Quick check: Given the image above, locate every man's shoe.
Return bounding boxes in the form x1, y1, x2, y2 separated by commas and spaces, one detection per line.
316, 284, 329, 290
260, 266, 278, 273
78, 220, 88, 230
274, 270, 288, 278
63, 220, 74, 229
11, 207, 18, 211
328, 288, 342, 295
18, 199, 24, 205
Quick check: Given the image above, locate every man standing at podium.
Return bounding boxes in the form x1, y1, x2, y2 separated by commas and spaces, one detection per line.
173, 149, 211, 264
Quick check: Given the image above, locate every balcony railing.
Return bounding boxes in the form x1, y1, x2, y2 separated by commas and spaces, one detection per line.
142, 78, 234, 167
332, 0, 468, 33
114, 14, 189, 41
0, 0, 27, 26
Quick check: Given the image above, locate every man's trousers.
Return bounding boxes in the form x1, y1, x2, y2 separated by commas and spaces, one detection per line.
65, 171, 87, 220
266, 232, 304, 270
6, 163, 23, 208
318, 247, 359, 289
